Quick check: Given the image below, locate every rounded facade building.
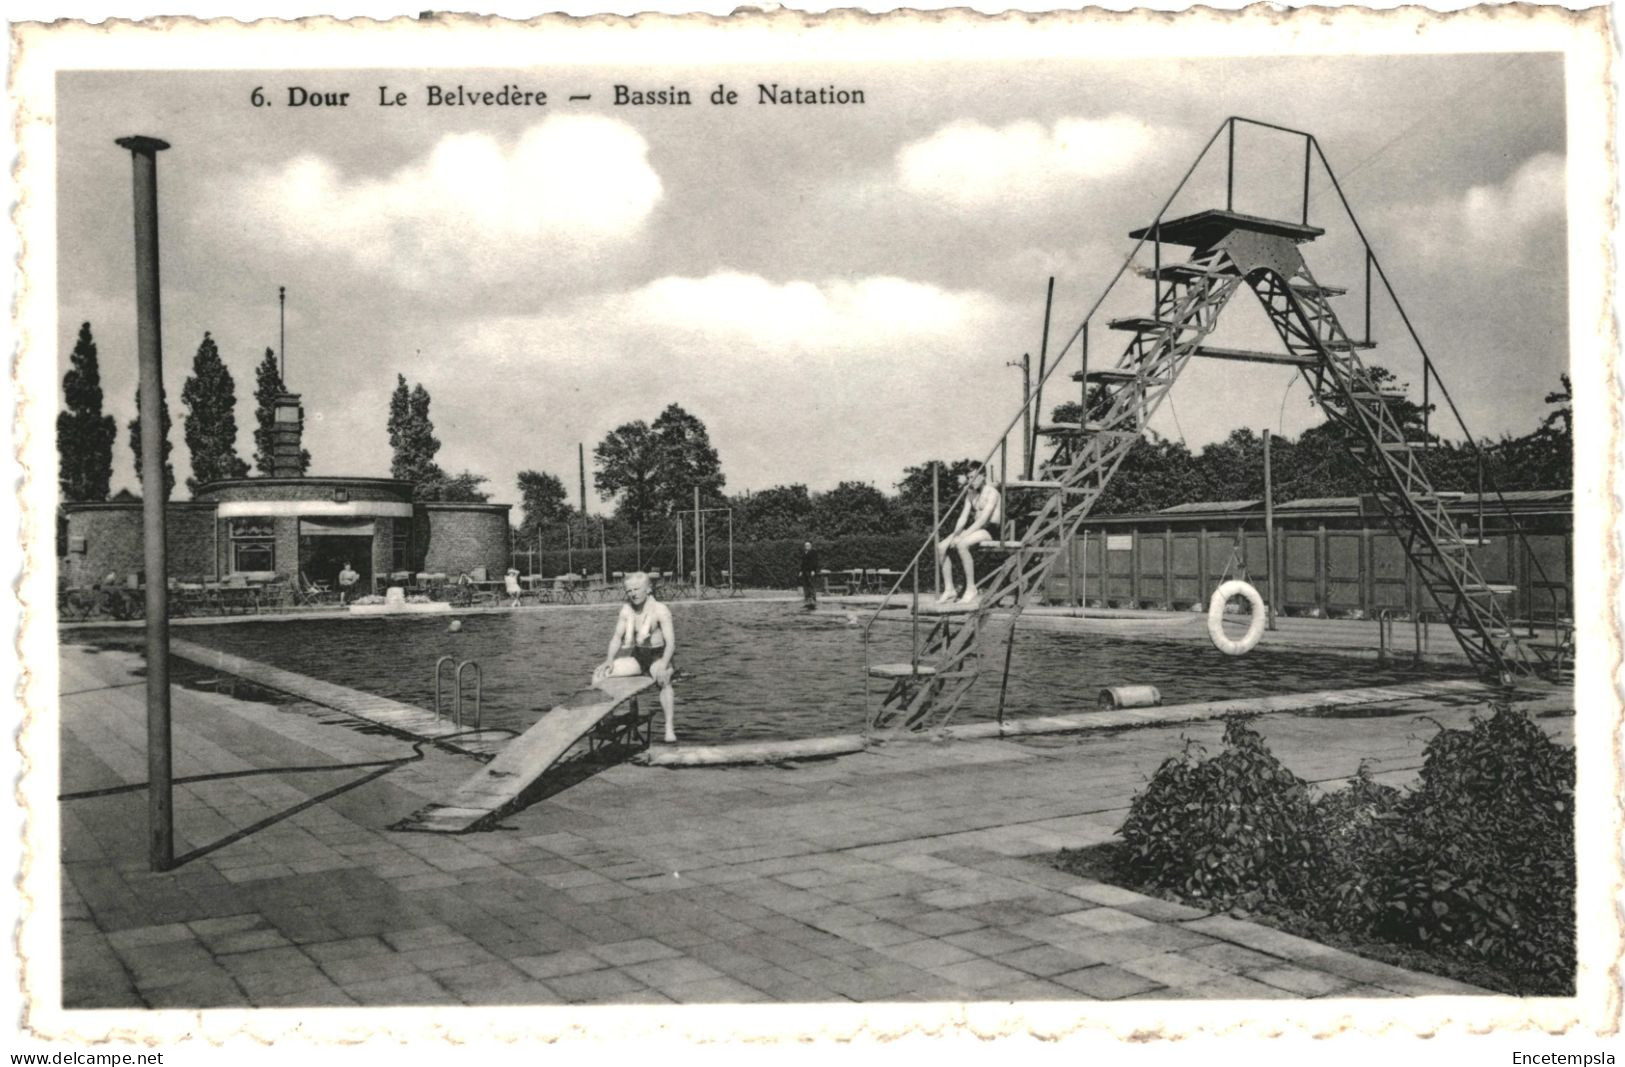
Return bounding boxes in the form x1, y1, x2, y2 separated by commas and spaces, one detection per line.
60, 393, 510, 592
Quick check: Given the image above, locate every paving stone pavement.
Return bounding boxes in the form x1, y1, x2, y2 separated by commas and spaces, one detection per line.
55, 644, 1570, 1008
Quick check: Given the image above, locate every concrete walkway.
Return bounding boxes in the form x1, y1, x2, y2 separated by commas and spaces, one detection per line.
57, 643, 1569, 1008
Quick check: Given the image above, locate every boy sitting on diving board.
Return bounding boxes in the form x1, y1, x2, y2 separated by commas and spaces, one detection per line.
937, 465, 1002, 606
592, 571, 678, 743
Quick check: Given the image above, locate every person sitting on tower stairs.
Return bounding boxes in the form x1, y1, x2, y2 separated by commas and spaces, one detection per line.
936, 465, 1002, 606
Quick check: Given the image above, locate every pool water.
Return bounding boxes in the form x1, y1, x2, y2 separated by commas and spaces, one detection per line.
82, 601, 1466, 744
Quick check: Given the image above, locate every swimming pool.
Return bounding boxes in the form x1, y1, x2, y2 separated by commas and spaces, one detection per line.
83, 601, 1465, 744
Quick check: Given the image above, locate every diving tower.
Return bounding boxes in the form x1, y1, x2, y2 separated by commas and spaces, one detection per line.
862, 119, 1568, 736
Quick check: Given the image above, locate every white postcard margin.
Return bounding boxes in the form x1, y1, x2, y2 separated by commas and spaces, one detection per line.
9, 6, 1621, 1045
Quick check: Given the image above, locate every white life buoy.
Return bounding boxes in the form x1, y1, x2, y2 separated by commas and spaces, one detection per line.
1207, 580, 1267, 656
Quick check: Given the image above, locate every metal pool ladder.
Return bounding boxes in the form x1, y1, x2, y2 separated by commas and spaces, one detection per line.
434, 655, 483, 729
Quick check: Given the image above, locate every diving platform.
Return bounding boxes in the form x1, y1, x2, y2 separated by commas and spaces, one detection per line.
1129, 209, 1325, 247
1072, 367, 1140, 383
395, 675, 658, 834
1190, 345, 1318, 368
1037, 422, 1140, 438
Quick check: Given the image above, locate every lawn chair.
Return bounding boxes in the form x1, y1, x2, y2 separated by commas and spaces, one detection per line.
293, 575, 335, 607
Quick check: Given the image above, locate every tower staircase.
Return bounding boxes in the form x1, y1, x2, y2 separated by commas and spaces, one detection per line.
862, 119, 1568, 736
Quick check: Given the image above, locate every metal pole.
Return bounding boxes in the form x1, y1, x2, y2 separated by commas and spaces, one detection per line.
635, 521, 642, 570
1080, 320, 1090, 414
727, 510, 735, 593
1225, 118, 1235, 212
278, 285, 286, 384
1422, 357, 1432, 444
1477, 451, 1486, 543
117, 133, 174, 873
1080, 529, 1089, 607
600, 518, 608, 582
1263, 429, 1278, 630
1301, 136, 1312, 226
578, 443, 588, 515
693, 487, 701, 587
1152, 223, 1161, 315
999, 438, 1009, 601
931, 461, 941, 597
910, 566, 920, 671
1009, 355, 1031, 477
1067, 528, 1078, 607
1029, 278, 1055, 479
676, 518, 683, 582
1364, 250, 1372, 346
566, 523, 573, 574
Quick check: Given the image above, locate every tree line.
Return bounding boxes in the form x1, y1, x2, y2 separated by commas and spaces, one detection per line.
58, 322, 305, 502
59, 319, 1568, 538
515, 375, 1571, 551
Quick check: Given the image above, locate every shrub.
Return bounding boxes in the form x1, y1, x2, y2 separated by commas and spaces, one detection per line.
1352, 706, 1575, 992
1118, 716, 1323, 912
1114, 705, 1576, 994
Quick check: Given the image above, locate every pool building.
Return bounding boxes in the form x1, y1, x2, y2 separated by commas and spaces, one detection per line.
59, 391, 512, 593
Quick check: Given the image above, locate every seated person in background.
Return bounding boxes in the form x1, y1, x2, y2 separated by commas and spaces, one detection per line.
337, 562, 360, 604
592, 571, 678, 743
936, 465, 1002, 605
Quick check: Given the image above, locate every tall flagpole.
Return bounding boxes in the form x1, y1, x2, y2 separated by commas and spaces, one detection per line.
117, 133, 174, 872
278, 286, 286, 383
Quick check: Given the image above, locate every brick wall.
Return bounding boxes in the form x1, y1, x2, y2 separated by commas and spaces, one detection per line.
62, 504, 216, 588
420, 505, 512, 577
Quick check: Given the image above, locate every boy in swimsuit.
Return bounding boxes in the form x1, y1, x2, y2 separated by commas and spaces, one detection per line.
592, 571, 678, 743
936, 465, 1002, 605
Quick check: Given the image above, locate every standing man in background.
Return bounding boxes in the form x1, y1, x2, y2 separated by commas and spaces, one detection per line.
799, 541, 820, 610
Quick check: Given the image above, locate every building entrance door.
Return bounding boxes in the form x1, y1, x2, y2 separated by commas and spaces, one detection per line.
298, 519, 375, 595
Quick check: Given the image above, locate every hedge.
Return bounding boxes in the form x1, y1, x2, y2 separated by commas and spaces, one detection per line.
520, 534, 944, 589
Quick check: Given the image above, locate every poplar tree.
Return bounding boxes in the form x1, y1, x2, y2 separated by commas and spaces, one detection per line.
127, 383, 176, 500
56, 322, 117, 502
181, 332, 250, 492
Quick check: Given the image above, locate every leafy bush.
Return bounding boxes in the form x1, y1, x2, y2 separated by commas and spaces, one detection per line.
1116, 705, 1575, 994
1118, 717, 1322, 911
1345, 708, 1575, 991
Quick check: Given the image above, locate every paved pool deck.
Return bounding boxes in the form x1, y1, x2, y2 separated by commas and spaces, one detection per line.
55, 642, 1571, 1010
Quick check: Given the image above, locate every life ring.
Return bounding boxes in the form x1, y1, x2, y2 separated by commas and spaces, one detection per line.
1207, 580, 1266, 656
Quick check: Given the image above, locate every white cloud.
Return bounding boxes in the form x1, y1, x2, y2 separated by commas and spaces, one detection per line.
210, 116, 663, 290
418, 271, 1023, 495
622, 272, 1000, 351
896, 115, 1161, 211
1385, 151, 1565, 265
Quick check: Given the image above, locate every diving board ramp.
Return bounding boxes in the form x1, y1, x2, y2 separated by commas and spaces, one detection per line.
396, 675, 657, 834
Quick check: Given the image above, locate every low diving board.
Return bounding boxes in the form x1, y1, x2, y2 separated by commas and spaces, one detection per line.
395, 675, 658, 834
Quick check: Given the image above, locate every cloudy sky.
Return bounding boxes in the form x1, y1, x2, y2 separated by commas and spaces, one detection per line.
56, 53, 1568, 508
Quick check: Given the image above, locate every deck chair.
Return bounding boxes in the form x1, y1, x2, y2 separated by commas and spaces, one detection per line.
294, 575, 334, 607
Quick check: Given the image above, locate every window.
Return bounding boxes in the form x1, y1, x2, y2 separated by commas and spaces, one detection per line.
229, 517, 275, 573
